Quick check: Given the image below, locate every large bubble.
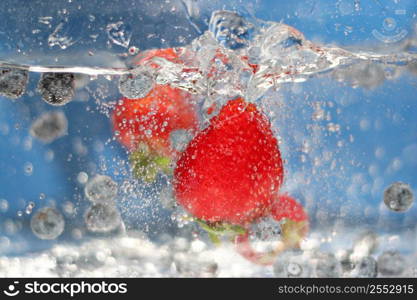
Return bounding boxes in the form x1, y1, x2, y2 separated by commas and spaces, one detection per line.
84, 203, 121, 233
30, 207, 65, 240
30, 111, 68, 143
84, 175, 118, 203
383, 182, 414, 212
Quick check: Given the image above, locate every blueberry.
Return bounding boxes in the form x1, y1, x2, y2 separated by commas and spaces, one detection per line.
0, 67, 29, 99
38, 72, 75, 105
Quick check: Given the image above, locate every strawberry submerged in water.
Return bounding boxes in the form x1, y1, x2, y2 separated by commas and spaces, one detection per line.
234, 194, 309, 265
174, 98, 284, 225
173, 97, 309, 265
112, 48, 198, 182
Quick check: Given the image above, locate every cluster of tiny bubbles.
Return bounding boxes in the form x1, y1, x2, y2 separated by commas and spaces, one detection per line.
169, 129, 194, 153
118, 70, 154, 99
377, 251, 406, 276
30, 207, 65, 240
159, 182, 178, 211
84, 203, 122, 233
170, 207, 193, 228
248, 217, 281, 253
383, 182, 414, 212
37, 72, 75, 106
29, 111, 68, 143
0, 67, 29, 99
313, 252, 341, 278
273, 249, 311, 278
84, 175, 118, 203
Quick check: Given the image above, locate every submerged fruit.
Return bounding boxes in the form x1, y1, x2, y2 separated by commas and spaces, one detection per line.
174, 98, 283, 225
234, 194, 309, 265
112, 48, 198, 182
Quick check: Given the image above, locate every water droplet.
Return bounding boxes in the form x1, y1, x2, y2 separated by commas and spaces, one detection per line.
23, 162, 34, 176
25, 202, 35, 215
48, 22, 77, 49
106, 21, 132, 48
128, 46, 139, 55
209, 10, 253, 49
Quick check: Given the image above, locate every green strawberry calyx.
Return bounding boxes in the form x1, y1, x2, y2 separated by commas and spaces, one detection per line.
195, 219, 247, 246
129, 143, 172, 183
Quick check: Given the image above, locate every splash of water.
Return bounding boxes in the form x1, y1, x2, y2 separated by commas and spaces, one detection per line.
1, 10, 417, 103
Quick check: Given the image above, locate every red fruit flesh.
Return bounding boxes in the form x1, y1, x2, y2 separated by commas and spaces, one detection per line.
112, 85, 198, 156
174, 98, 283, 225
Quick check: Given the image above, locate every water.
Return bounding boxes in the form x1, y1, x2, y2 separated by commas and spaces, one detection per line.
0, 1, 417, 277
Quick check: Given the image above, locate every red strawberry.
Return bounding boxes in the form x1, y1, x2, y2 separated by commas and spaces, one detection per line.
112, 85, 197, 155
112, 48, 198, 182
234, 194, 309, 265
174, 98, 283, 225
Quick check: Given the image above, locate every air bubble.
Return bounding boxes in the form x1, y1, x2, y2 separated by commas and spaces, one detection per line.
118, 72, 153, 99
84, 175, 118, 203
30, 111, 68, 143
25, 202, 35, 215
30, 207, 65, 240
23, 162, 34, 176
84, 203, 121, 233
383, 182, 414, 212
273, 250, 311, 278
0, 199, 9, 212
77, 172, 89, 185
